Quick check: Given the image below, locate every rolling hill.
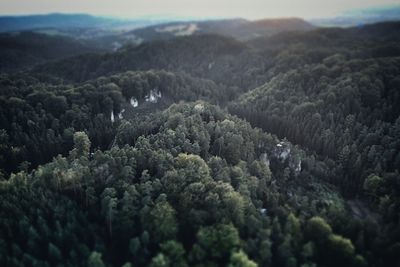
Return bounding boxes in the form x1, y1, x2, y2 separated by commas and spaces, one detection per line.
0, 31, 104, 71
124, 17, 315, 42
0, 13, 157, 32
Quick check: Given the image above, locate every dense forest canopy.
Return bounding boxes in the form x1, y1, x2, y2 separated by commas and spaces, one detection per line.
0, 13, 400, 267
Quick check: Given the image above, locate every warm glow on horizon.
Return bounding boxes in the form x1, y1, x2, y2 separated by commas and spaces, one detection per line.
0, 0, 399, 19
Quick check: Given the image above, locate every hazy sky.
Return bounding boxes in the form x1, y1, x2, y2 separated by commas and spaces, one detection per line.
0, 0, 399, 19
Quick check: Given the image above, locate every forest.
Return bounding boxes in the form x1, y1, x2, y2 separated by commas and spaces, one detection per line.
0, 12, 399, 267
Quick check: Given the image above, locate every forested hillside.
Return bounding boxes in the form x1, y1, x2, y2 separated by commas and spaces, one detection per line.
0, 32, 104, 71
0, 18, 399, 267
125, 18, 315, 42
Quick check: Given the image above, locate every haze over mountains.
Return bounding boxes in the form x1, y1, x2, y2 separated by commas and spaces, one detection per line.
311, 4, 400, 26
1, 4, 399, 33
124, 18, 315, 42
0, 4, 398, 51
0, 13, 319, 70
2, 10, 399, 73
0, 13, 164, 32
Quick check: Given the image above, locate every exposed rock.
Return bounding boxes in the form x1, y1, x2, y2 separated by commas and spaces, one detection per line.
145, 89, 162, 103
111, 41, 122, 52
130, 97, 138, 107
194, 103, 205, 112
111, 111, 115, 122
155, 23, 198, 36
272, 141, 302, 176
118, 109, 125, 119
295, 160, 301, 173
275, 142, 291, 161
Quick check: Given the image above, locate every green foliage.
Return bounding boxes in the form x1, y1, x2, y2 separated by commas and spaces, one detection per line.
72, 131, 91, 158
146, 197, 177, 243
228, 250, 258, 267
305, 217, 332, 242
101, 187, 118, 238
159, 240, 188, 267
363, 174, 384, 197
191, 223, 240, 264
88, 252, 105, 267
326, 234, 355, 263
149, 253, 169, 267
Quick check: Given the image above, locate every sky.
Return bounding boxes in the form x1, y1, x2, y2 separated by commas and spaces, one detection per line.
0, 0, 399, 19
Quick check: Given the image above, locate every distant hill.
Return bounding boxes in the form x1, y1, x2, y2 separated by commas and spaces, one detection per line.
350, 20, 400, 40
0, 14, 315, 50
0, 31, 103, 71
232, 18, 316, 39
248, 20, 400, 51
310, 5, 400, 27
0, 13, 174, 52
125, 17, 315, 42
0, 13, 158, 33
32, 34, 251, 82
31, 33, 275, 93
32, 21, 400, 86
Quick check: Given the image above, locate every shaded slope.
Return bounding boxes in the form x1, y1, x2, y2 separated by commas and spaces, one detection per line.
0, 31, 103, 71
32, 34, 269, 92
